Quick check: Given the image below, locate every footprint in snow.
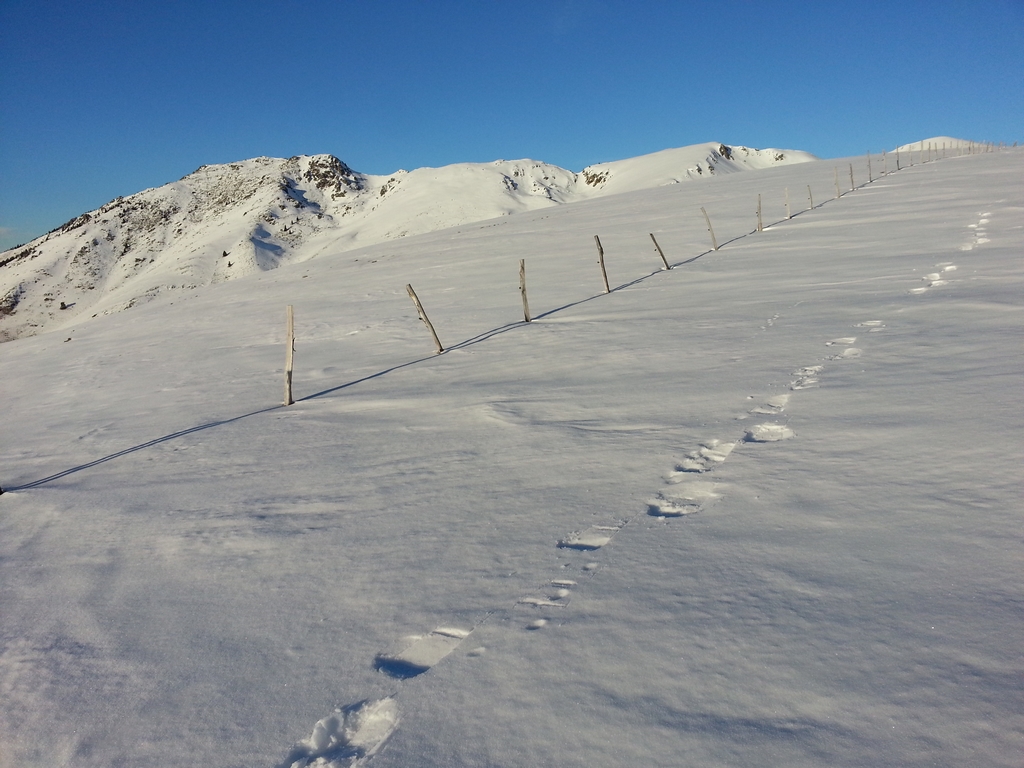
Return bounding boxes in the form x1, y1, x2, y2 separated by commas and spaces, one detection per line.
281, 698, 399, 768
743, 423, 795, 442
558, 522, 624, 550
926, 264, 957, 286
671, 439, 737, 473
374, 627, 471, 679
854, 320, 885, 333
517, 579, 576, 609
749, 394, 790, 415
791, 365, 823, 390
828, 347, 862, 360
648, 480, 720, 518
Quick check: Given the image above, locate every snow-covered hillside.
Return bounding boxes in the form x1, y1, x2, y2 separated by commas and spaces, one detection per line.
0, 142, 812, 341
1, 145, 1020, 768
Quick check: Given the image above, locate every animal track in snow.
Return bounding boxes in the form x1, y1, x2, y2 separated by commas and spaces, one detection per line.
648, 480, 721, 518
743, 423, 795, 442
672, 439, 737, 473
558, 521, 625, 550
374, 627, 471, 679
282, 698, 399, 768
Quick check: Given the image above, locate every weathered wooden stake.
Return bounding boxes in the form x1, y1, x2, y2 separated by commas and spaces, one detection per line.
807, 185, 814, 210
849, 163, 855, 192
406, 283, 444, 354
700, 207, 719, 251
834, 167, 840, 199
284, 304, 295, 406
519, 259, 531, 322
867, 152, 872, 182
756, 194, 763, 232
649, 233, 671, 270
594, 235, 611, 293
896, 147, 901, 170
785, 187, 791, 219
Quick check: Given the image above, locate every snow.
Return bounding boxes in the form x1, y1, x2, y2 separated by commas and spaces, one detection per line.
0, 143, 812, 343
1, 146, 1021, 767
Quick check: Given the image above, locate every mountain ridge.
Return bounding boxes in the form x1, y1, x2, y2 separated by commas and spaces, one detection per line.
0, 142, 815, 341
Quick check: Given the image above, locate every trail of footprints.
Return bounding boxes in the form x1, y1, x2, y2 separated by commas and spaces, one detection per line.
281, 248, 967, 763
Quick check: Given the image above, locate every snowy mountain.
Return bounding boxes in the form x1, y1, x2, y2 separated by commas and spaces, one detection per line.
1, 144, 1020, 768
0, 143, 813, 341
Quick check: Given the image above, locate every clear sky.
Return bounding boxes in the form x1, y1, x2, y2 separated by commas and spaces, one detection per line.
1, 0, 1022, 252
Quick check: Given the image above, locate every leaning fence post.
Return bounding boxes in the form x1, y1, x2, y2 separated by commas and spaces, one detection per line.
649, 233, 671, 270
849, 163, 855, 192
867, 152, 872, 182
519, 259, 531, 322
756, 194, 763, 232
594, 235, 611, 293
807, 185, 814, 210
284, 305, 295, 406
406, 284, 444, 354
700, 207, 719, 251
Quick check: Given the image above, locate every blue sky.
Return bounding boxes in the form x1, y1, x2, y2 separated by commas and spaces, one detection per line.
2, 0, 1022, 251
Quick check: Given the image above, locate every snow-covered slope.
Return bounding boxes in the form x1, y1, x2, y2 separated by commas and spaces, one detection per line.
0, 142, 812, 341
1, 146, 1021, 768
895, 136, 975, 152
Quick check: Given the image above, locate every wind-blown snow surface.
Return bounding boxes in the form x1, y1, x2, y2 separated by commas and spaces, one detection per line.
0, 143, 812, 342
1, 149, 1021, 767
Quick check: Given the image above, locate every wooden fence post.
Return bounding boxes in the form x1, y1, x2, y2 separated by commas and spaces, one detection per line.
834, 167, 840, 199
406, 284, 444, 354
756, 194, 763, 232
700, 207, 719, 251
807, 185, 814, 210
867, 152, 872, 182
519, 259, 531, 322
883, 150, 887, 175
849, 163, 855, 192
896, 147, 901, 170
284, 305, 295, 406
594, 235, 611, 293
785, 187, 791, 219
649, 233, 671, 270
